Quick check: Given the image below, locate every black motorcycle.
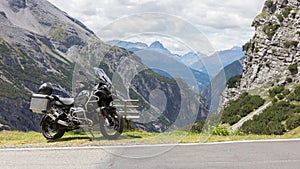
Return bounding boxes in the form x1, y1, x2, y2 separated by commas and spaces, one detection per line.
30, 67, 124, 140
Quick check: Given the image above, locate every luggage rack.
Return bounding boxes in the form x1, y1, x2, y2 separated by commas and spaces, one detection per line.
112, 99, 140, 121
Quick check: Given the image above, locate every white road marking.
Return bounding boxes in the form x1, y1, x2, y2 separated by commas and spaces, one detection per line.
1, 138, 300, 151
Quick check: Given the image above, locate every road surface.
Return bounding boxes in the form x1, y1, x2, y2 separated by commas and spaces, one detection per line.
0, 139, 300, 169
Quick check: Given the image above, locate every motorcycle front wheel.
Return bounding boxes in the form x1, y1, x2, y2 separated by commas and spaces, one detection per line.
99, 112, 124, 140
41, 116, 65, 140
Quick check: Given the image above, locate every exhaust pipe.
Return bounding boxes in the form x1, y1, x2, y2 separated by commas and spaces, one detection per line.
47, 114, 69, 126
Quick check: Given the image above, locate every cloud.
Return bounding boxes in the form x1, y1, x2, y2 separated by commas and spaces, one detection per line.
98, 13, 215, 54
48, 0, 265, 52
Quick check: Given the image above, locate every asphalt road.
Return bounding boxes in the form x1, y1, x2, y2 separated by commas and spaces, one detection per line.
0, 139, 300, 169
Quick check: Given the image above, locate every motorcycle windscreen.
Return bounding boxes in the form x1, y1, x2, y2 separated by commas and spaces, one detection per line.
94, 67, 112, 86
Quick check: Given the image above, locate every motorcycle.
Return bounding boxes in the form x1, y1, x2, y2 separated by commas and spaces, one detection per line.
30, 67, 124, 140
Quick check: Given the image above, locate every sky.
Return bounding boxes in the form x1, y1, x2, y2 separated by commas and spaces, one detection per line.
48, 0, 265, 54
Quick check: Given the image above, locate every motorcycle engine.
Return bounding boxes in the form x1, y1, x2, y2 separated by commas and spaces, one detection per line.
49, 106, 61, 117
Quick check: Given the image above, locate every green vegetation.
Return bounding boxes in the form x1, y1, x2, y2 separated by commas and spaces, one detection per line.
282, 7, 292, 18
221, 93, 265, 125
283, 41, 299, 48
265, 0, 273, 8
258, 11, 270, 19
190, 120, 205, 133
211, 124, 230, 136
0, 37, 73, 101
0, 80, 30, 100
263, 21, 279, 37
226, 75, 242, 88
286, 77, 293, 83
242, 41, 255, 52
268, 86, 285, 98
140, 69, 177, 85
2, 127, 300, 147
240, 85, 300, 135
240, 101, 300, 135
286, 85, 300, 101
286, 114, 300, 130
48, 26, 66, 41
0, 38, 12, 56
288, 63, 298, 74
275, 13, 284, 22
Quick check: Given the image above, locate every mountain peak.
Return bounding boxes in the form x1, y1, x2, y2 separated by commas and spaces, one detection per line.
148, 41, 171, 54
149, 41, 165, 49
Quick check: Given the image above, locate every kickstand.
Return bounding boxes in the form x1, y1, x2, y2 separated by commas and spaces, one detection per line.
88, 129, 95, 140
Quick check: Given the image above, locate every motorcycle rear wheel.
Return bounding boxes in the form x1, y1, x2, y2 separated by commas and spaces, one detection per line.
41, 116, 65, 140
99, 113, 124, 140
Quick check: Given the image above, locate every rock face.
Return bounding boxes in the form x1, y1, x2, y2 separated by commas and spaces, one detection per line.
224, 0, 300, 103
241, 0, 300, 91
0, 0, 98, 131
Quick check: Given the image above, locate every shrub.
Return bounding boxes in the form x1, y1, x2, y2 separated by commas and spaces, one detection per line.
212, 124, 230, 136
267, 121, 285, 135
286, 77, 293, 83
272, 98, 278, 103
286, 114, 300, 130
265, 0, 273, 8
242, 41, 254, 52
283, 41, 299, 48
291, 85, 300, 101
282, 7, 292, 17
227, 75, 242, 88
221, 93, 265, 125
232, 129, 245, 136
263, 21, 279, 37
282, 88, 290, 96
277, 94, 285, 100
286, 86, 300, 101
288, 63, 298, 74
240, 101, 299, 135
258, 11, 269, 19
269, 86, 285, 98
294, 85, 300, 95
286, 93, 296, 101
275, 13, 284, 22
190, 120, 205, 133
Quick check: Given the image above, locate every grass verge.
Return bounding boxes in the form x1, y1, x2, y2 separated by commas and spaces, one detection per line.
0, 127, 300, 148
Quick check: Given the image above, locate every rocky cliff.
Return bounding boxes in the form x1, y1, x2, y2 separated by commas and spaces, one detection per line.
224, 0, 300, 103
0, 0, 98, 131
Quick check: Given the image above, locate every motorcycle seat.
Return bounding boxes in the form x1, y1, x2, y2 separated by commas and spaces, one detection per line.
59, 98, 74, 105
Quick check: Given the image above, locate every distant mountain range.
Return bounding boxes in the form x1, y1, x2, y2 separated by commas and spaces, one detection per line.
107, 40, 245, 93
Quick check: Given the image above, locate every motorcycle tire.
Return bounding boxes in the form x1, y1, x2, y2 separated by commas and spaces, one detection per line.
99, 113, 124, 140
41, 116, 65, 140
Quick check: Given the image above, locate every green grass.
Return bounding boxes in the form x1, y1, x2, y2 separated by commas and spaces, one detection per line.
1, 129, 300, 148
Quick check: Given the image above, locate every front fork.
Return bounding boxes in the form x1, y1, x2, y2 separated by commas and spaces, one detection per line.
98, 107, 113, 126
